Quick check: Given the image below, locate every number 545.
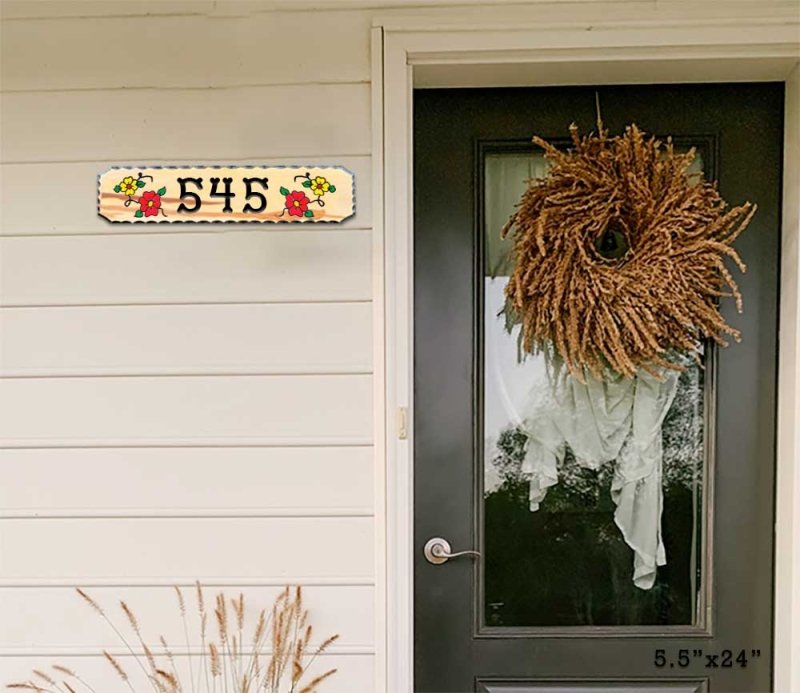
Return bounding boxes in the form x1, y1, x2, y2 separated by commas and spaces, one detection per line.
177, 176, 269, 214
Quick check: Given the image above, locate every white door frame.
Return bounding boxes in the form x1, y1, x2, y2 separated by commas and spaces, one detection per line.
372, 13, 800, 693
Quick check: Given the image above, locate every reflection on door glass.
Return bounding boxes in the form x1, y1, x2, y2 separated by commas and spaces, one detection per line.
482, 150, 706, 628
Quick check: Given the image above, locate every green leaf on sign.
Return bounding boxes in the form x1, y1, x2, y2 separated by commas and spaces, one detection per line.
280, 186, 290, 196
135, 210, 144, 218
304, 210, 313, 218
302, 180, 312, 188
157, 187, 167, 196
114, 185, 121, 193
137, 180, 146, 188
328, 185, 336, 193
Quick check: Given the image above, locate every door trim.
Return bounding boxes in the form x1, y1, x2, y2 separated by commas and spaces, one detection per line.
372, 13, 800, 693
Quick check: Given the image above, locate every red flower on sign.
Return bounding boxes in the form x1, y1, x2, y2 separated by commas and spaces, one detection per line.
139, 190, 163, 217
284, 190, 310, 217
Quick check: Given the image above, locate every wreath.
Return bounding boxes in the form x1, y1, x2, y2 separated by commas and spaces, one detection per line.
501, 122, 755, 380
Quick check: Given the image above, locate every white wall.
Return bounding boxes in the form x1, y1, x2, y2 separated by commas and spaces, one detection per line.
0, 1, 375, 689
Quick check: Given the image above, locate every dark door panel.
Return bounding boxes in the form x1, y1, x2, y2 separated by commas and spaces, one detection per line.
414, 84, 782, 692
477, 682, 707, 693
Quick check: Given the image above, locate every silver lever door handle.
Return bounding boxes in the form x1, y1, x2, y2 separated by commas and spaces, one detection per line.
423, 537, 481, 565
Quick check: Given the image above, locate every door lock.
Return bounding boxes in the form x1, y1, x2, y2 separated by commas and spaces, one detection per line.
423, 537, 481, 565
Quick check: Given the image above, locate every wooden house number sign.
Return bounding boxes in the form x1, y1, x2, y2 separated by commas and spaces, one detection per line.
98, 166, 355, 223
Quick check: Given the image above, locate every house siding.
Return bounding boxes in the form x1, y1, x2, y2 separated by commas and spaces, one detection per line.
0, 2, 375, 689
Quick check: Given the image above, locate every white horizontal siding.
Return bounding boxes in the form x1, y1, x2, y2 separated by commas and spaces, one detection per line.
0, 1, 216, 19
0, 157, 371, 235
1, 11, 370, 91
0, 1, 378, 688
0, 654, 374, 693
0, 231, 372, 306
0, 584, 374, 651
0, 447, 373, 514
0, 303, 372, 376
0, 84, 371, 163
0, 517, 373, 580
0, 374, 372, 446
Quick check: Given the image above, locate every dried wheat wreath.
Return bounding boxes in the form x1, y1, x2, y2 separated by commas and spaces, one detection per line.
501, 122, 756, 379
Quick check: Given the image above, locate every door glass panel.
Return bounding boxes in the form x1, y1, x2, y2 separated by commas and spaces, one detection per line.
481, 148, 708, 629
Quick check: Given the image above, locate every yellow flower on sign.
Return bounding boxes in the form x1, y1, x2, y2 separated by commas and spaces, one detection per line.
119, 176, 138, 196
310, 176, 330, 196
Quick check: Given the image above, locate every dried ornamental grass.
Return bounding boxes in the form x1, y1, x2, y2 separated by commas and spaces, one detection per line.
7, 585, 338, 693
501, 122, 755, 380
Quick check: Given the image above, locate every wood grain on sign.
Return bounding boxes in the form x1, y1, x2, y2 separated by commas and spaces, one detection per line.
97, 166, 355, 223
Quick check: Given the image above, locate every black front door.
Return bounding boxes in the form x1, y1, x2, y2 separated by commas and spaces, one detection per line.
414, 84, 782, 692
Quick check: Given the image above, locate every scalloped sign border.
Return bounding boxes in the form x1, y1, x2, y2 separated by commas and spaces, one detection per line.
98, 166, 355, 223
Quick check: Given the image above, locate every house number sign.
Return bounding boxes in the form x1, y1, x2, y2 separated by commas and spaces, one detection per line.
97, 166, 355, 223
